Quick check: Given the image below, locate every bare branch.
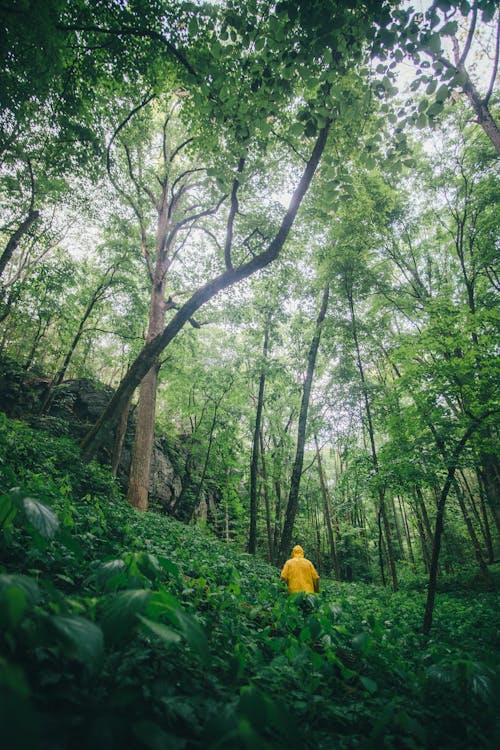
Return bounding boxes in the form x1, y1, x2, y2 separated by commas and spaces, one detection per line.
486, 14, 500, 103
166, 193, 227, 248
170, 137, 195, 163
458, 2, 477, 67
57, 24, 199, 79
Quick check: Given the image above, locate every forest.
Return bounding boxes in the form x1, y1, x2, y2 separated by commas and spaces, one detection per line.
0, 0, 499, 748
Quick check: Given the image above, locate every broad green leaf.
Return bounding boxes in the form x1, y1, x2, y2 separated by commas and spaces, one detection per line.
0, 574, 41, 606
435, 84, 449, 102
0, 658, 30, 698
100, 589, 151, 642
172, 610, 209, 665
0, 495, 17, 528
360, 675, 378, 693
158, 556, 181, 579
21, 497, 59, 539
0, 586, 27, 628
95, 559, 127, 590
47, 615, 104, 674
137, 615, 182, 646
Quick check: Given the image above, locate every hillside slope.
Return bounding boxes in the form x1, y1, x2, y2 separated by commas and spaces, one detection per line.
0, 413, 499, 749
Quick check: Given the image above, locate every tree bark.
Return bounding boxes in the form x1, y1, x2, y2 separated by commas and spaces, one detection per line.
279, 284, 329, 563
80, 124, 330, 462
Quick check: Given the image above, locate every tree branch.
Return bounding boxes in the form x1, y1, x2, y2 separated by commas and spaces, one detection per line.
224, 157, 245, 271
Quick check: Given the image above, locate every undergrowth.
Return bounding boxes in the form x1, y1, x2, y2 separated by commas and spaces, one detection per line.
1, 413, 499, 749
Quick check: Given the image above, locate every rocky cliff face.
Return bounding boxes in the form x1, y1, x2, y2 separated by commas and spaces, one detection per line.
0, 360, 183, 512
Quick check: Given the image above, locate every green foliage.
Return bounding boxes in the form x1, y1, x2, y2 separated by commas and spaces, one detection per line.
0, 416, 498, 749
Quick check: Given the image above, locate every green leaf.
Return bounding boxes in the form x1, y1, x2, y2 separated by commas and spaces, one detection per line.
0, 658, 30, 698
158, 557, 181, 579
137, 615, 182, 646
21, 497, 59, 539
173, 610, 209, 665
427, 100, 444, 118
95, 559, 127, 590
0, 586, 27, 628
360, 675, 378, 693
435, 84, 449, 102
0, 574, 41, 607
441, 21, 458, 36
47, 615, 104, 674
0, 495, 17, 529
100, 589, 151, 642
132, 721, 186, 750
428, 35, 441, 54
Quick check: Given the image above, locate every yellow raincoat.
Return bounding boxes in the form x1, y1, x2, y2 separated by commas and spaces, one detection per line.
280, 545, 320, 594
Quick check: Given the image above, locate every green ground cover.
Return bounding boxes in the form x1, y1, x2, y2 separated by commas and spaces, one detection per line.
1, 414, 499, 749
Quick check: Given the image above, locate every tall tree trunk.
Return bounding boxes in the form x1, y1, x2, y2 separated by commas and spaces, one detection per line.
422, 421, 481, 634
127, 360, 160, 511
278, 284, 329, 563
346, 288, 398, 591
127, 178, 171, 511
399, 495, 415, 565
80, 125, 330, 462
248, 317, 270, 553
474, 468, 495, 563
260, 430, 274, 563
314, 434, 340, 579
453, 479, 489, 576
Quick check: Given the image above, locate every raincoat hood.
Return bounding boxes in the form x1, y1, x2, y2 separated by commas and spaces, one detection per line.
292, 545, 304, 558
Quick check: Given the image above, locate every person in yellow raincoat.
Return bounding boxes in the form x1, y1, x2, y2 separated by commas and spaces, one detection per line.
280, 545, 320, 594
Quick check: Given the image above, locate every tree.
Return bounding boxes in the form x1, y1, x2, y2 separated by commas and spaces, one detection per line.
78, 0, 397, 483
279, 283, 330, 563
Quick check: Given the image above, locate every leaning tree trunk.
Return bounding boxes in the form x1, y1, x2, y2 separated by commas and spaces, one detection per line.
0, 209, 39, 278
279, 284, 329, 563
80, 125, 330, 463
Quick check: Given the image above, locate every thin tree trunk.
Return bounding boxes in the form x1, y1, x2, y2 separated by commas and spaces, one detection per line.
453, 479, 489, 576
111, 392, 133, 477
191, 398, 221, 515
314, 434, 340, 579
391, 495, 405, 558
259, 430, 274, 563
474, 468, 495, 563
423, 421, 482, 634
248, 317, 270, 553
346, 288, 398, 591
413, 496, 431, 573
279, 284, 330, 563
399, 495, 415, 565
